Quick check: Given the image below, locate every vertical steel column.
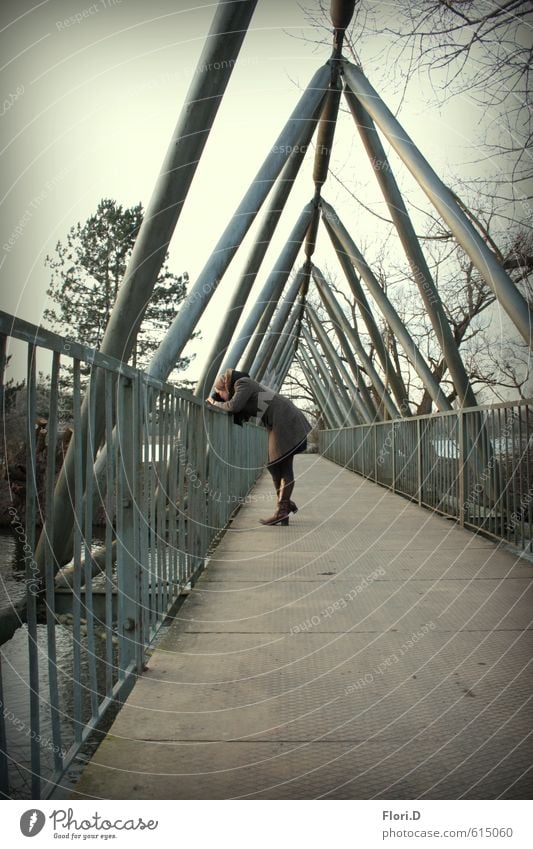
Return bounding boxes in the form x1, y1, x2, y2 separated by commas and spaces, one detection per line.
36, 1, 259, 571
323, 215, 410, 412
312, 265, 400, 419
306, 302, 371, 424
321, 200, 452, 411
149, 64, 331, 381
342, 60, 532, 346
345, 88, 478, 408
251, 267, 306, 381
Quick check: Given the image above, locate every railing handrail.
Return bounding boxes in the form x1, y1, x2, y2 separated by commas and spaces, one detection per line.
320, 397, 533, 429
320, 401, 532, 555
0, 310, 201, 404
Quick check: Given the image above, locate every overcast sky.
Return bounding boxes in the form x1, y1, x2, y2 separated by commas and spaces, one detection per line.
0, 0, 526, 388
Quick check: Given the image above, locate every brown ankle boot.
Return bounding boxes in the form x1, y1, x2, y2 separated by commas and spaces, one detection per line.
276, 486, 297, 514
260, 480, 292, 526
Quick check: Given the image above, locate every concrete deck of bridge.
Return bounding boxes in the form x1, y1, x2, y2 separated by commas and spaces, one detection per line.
70, 455, 533, 799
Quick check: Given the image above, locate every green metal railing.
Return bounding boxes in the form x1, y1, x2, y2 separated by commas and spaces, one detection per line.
320, 402, 533, 552
0, 311, 266, 799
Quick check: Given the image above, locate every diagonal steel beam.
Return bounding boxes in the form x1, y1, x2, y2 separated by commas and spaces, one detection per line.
148, 63, 331, 382
301, 327, 353, 426
195, 122, 317, 397
303, 319, 360, 424
251, 267, 307, 382
267, 296, 304, 385
344, 86, 479, 408
342, 60, 532, 348
236, 208, 314, 375
312, 265, 400, 419
306, 303, 372, 424
322, 214, 410, 412
36, 0, 260, 570
297, 348, 338, 429
321, 199, 452, 411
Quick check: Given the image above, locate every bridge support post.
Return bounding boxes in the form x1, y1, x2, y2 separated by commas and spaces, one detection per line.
116, 375, 142, 677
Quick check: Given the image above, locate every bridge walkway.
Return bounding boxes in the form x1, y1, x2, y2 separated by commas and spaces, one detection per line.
70, 455, 533, 799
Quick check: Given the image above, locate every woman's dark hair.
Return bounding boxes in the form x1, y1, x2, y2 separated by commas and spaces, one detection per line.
225, 368, 249, 398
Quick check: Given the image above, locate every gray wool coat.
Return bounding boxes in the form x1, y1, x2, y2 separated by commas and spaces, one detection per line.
214, 376, 311, 464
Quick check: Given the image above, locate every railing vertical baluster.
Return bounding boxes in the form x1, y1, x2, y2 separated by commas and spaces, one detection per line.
132, 372, 143, 674
168, 392, 178, 599
178, 398, 188, 587
25, 344, 41, 799
392, 421, 396, 493
84, 367, 99, 718
526, 403, 532, 552
417, 418, 422, 506
0, 656, 9, 797
139, 379, 150, 644
104, 370, 115, 698
116, 376, 139, 676
72, 361, 84, 745
44, 351, 63, 772
459, 409, 465, 527
158, 392, 168, 614
149, 387, 158, 628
